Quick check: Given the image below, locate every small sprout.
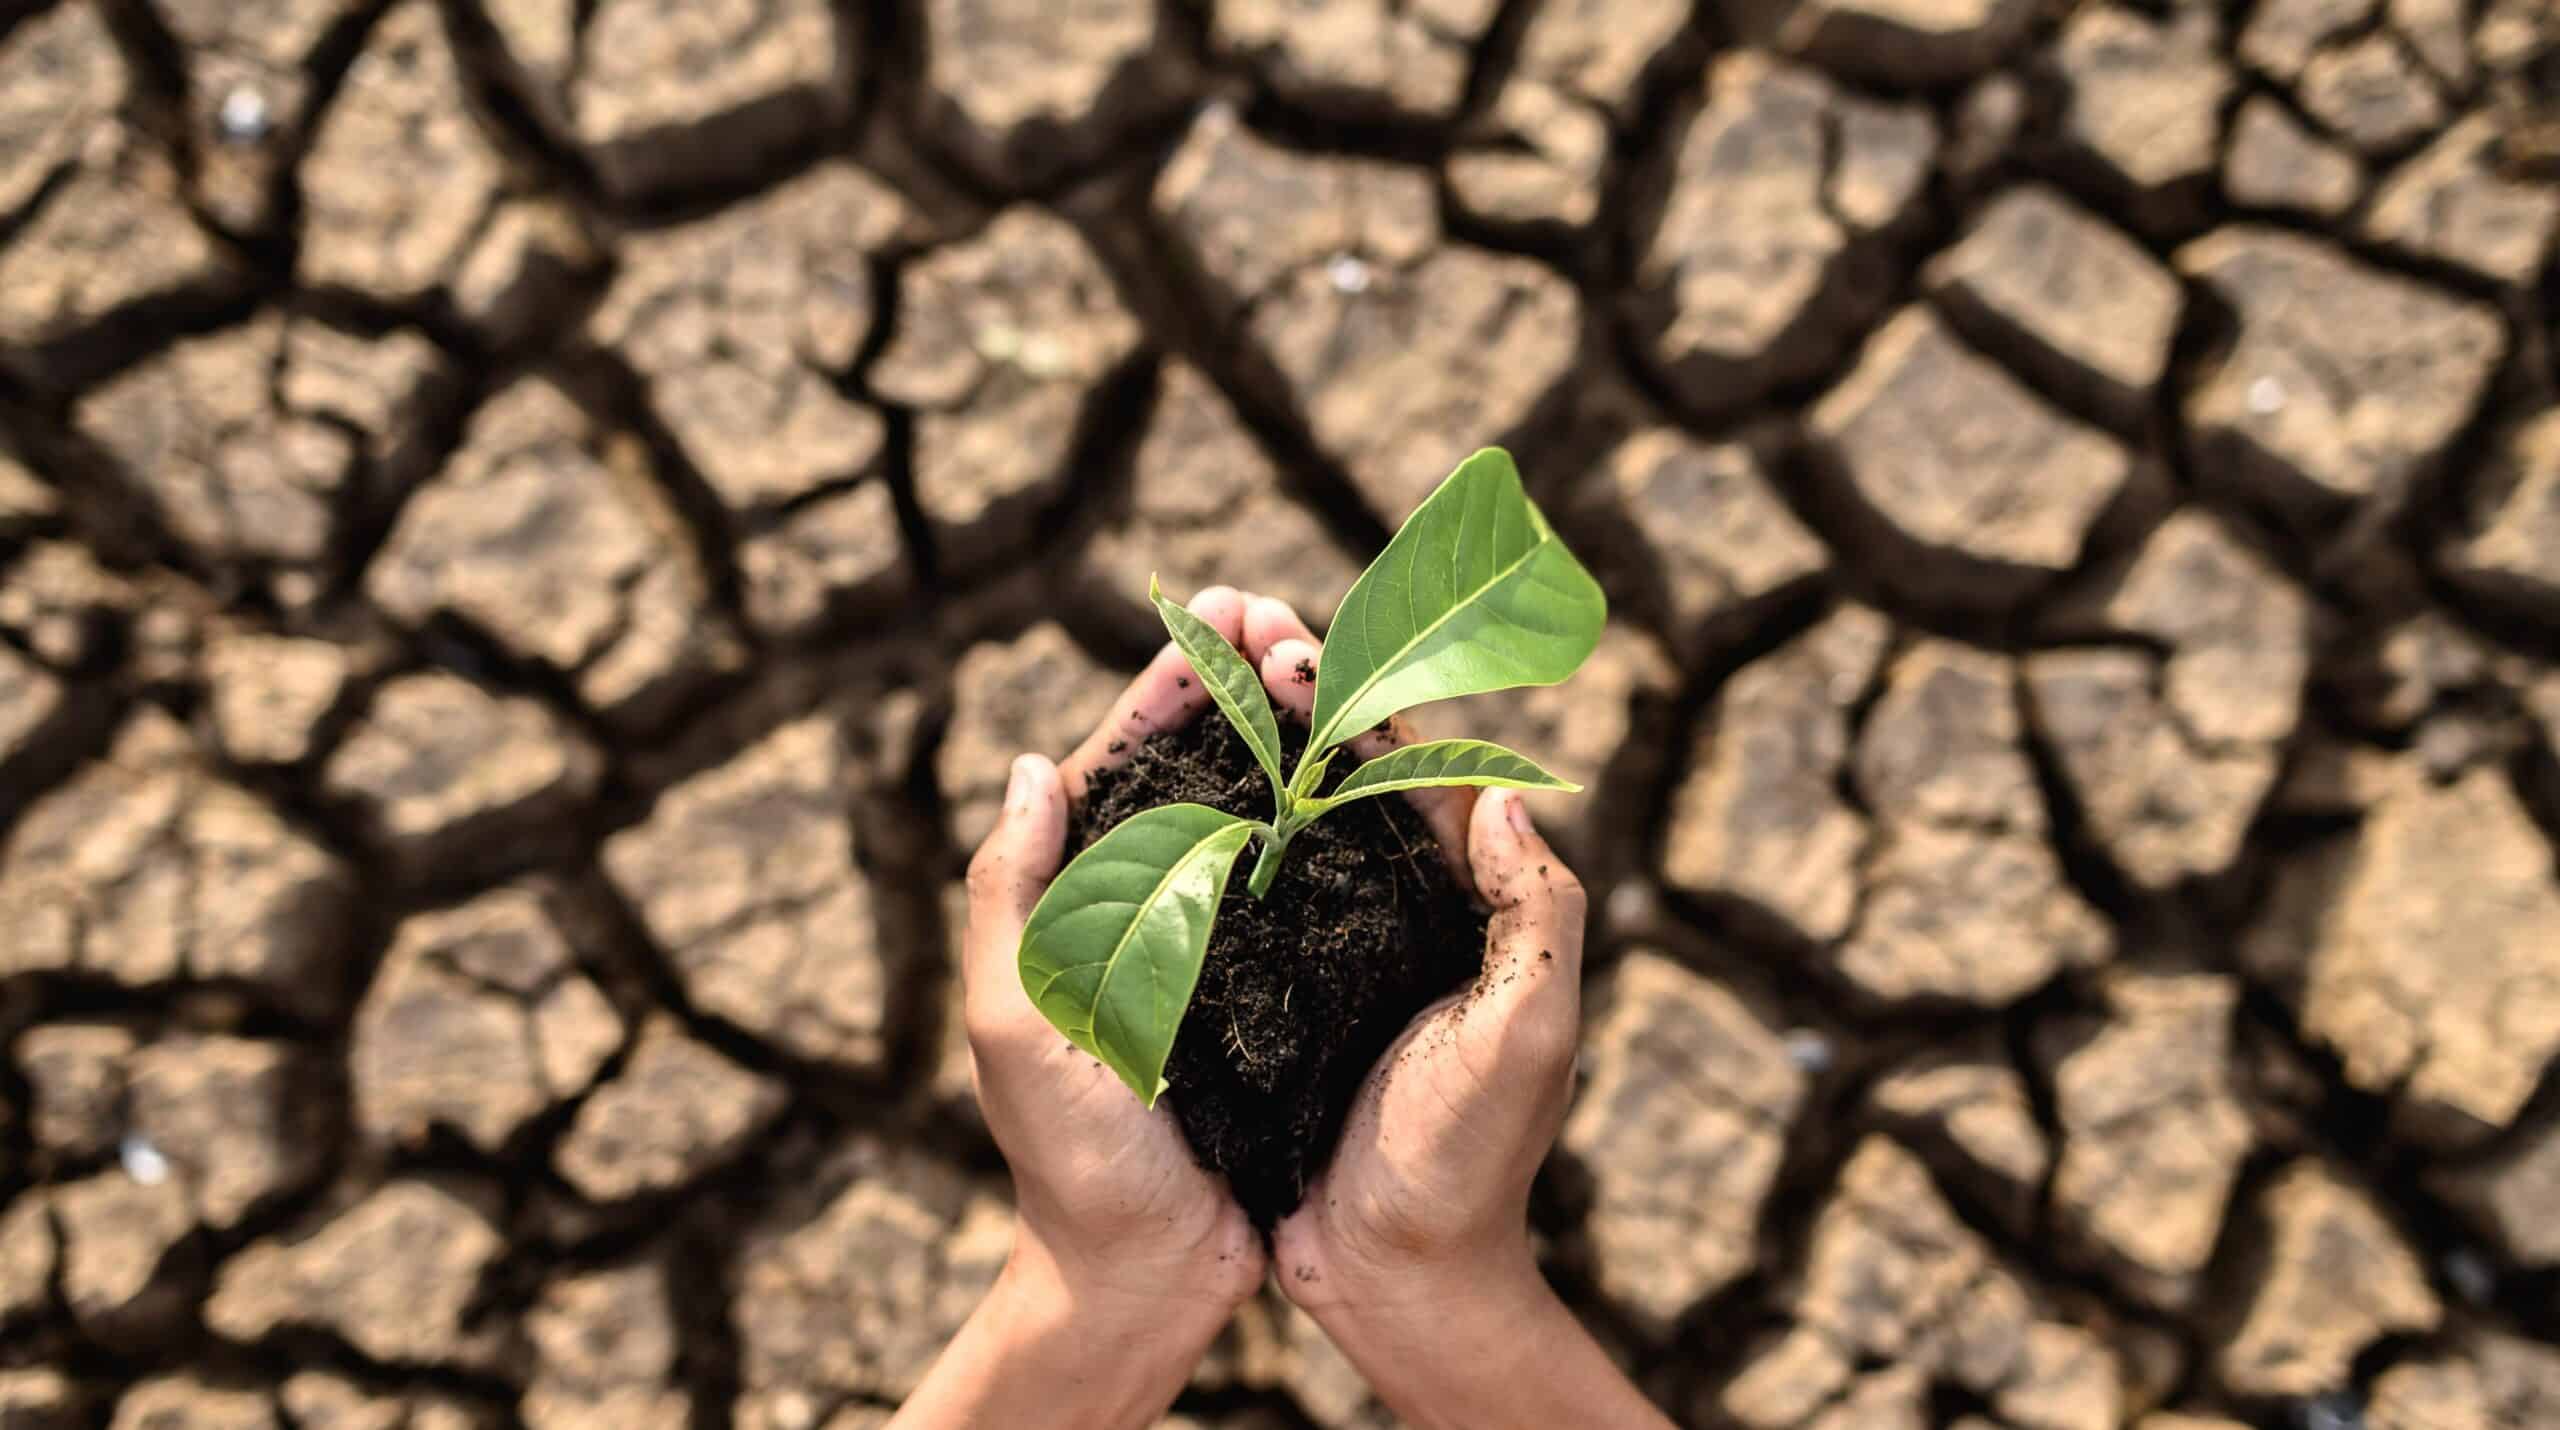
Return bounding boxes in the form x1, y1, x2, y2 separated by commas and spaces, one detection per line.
1017, 449, 1606, 1105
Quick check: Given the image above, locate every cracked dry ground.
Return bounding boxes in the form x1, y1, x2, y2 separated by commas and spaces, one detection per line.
1, 0, 2559, 1426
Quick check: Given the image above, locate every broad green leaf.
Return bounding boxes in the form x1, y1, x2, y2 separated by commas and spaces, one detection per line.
1017, 804, 1256, 1105
1305, 448, 1606, 760
1152, 576, 1286, 798
1299, 739, 1579, 817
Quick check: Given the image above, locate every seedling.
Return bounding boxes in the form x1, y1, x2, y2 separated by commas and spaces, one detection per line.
1016, 449, 1606, 1104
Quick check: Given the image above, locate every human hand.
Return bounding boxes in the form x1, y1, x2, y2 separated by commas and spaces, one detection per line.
1229, 592, 1579, 1302
1237, 593, 1669, 1430
902, 587, 1265, 1429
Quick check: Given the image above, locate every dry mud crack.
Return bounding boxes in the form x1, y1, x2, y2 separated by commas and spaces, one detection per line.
2, 0, 2559, 1424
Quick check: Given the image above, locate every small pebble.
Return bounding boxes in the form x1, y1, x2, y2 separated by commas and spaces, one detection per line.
2248, 376, 2287, 415
218, 86, 271, 143
2442, 1244, 2496, 1303
1603, 880, 1652, 931
1327, 254, 1371, 295
2297, 1391, 2363, 1430
120, 1135, 170, 1186
1783, 1028, 1833, 1074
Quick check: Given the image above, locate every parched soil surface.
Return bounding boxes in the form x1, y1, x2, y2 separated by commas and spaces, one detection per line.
1, 0, 2558, 1426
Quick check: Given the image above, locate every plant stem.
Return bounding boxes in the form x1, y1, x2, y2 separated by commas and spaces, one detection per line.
1246, 831, 1288, 899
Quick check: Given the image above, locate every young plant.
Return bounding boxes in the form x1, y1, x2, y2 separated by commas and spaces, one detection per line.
1016, 449, 1607, 1104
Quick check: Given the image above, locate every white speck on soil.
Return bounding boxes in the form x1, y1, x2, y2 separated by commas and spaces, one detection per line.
1327, 254, 1371, 294
2248, 376, 2286, 415
121, 1136, 171, 1185
1784, 1028, 1833, 1073
1604, 880, 1652, 931
218, 87, 272, 143
2443, 1244, 2496, 1303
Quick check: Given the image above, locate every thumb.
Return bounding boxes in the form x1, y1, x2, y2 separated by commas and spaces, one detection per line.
962, 753, 1069, 1035
1466, 790, 1586, 1056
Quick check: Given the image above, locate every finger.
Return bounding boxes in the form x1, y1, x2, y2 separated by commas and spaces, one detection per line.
1243, 593, 1319, 668
1059, 585, 1246, 798
1259, 637, 1321, 723
1465, 790, 1586, 1059
1257, 639, 1477, 895
961, 753, 1070, 1041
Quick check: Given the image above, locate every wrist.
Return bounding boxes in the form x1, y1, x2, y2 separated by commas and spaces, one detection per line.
1296, 1244, 1670, 1430
896, 1238, 1233, 1430
1298, 1233, 1549, 1357
1002, 1227, 1247, 1351
1279, 1189, 1543, 1327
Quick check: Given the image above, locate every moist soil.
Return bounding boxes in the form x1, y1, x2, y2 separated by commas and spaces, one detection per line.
1072, 708, 1487, 1227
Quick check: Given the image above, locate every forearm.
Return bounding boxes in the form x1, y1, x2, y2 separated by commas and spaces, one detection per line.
891, 1239, 1225, 1430
1308, 1247, 1675, 1430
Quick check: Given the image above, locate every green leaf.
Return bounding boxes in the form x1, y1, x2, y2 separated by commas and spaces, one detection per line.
1299, 739, 1579, 817
1152, 576, 1288, 801
1017, 804, 1257, 1105
1306, 448, 1606, 760
1288, 748, 1340, 802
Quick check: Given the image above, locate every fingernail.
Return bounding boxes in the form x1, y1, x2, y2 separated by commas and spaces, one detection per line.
1505, 791, 1533, 836
1005, 755, 1039, 812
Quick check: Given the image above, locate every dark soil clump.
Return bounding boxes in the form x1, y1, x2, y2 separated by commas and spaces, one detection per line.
1072, 714, 1487, 1227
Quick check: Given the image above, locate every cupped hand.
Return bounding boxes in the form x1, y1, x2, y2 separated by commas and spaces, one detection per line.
1232, 595, 1587, 1320
958, 585, 1267, 1334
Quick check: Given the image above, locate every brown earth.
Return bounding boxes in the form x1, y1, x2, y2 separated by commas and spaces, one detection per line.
1, 0, 2558, 1425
